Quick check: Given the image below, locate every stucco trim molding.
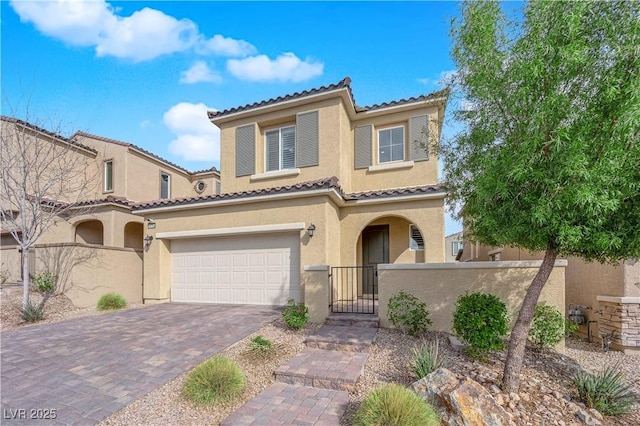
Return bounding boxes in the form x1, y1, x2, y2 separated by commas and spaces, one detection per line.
304, 265, 330, 271
378, 260, 568, 270
250, 168, 301, 182
368, 161, 414, 173
597, 296, 640, 304
156, 222, 306, 240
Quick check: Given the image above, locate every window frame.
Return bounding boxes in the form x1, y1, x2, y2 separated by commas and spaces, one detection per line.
264, 124, 296, 172
409, 224, 425, 251
160, 171, 171, 199
451, 241, 464, 256
377, 125, 405, 164
103, 159, 114, 193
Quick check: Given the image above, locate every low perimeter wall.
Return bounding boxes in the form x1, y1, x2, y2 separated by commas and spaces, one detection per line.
32, 243, 143, 308
377, 261, 567, 349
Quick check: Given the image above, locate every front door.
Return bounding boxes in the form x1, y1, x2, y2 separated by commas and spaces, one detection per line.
362, 225, 389, 296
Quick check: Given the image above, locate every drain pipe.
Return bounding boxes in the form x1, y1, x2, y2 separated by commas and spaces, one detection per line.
587, 320, 598, 343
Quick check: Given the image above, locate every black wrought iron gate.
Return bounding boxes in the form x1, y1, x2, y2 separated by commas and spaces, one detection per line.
329, 266, 376, 314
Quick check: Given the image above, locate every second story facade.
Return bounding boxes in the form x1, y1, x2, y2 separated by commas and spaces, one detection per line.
209, 77, 447, 194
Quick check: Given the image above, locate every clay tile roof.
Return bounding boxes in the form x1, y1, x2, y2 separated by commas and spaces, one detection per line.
1, 116, 97, 154
344, 183, 443, 200
191, 166, 221, 175
71, 131, 219, 176
74, 195, 136, 208
208, 77, 355, 120
133, 176, 341, 211
360, 87, 450, 112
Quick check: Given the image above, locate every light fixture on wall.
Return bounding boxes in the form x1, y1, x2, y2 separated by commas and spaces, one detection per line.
307, 223, 316, 237
144, 235, 154, 247
146, 218, 156, 230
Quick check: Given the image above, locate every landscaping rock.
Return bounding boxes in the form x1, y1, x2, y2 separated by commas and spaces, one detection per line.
576, 409, 601, 425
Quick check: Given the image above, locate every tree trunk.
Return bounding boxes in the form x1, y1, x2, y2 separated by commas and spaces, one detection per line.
22, 247, 30, 308
502, 246, 558, 392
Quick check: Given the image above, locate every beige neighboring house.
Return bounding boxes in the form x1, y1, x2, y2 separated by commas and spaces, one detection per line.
134, 77, 449, 310
445, 231, 464, 262
0, 116, 220, 307
461, 243, 640, 354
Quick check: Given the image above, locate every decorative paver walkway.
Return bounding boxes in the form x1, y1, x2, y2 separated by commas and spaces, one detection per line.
223, 315, 379, 425
0, 304, 280, 425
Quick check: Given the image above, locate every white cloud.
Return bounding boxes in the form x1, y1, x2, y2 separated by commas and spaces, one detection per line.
227, 53, 323, 82
10, 0, 198, 62
139, 119, 153, 129
163, 102, 219, 162
179, 61, 222, 84
197, 34, 257, 57
417, 70, 458, 87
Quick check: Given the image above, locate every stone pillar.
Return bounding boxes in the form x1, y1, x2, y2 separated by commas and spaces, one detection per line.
303, 265, 330, 323
596, 296, 640, 355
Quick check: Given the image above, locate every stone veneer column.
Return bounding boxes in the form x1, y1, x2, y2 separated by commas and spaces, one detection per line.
596, 296, 640, 354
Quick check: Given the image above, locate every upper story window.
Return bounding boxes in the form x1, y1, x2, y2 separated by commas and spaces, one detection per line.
103, 160, 113, 192
451, 241, 464, 256
160, 172, 171, 199
378, 126, 404, 163
409, 225, 424, 251
265, 125, 296, 172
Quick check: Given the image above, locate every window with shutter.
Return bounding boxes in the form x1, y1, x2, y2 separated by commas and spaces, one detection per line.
296, 111, 319, 167
236, 124, 256, 177
354, 125, 372, 169
265, 125, 296, 172
409, 115, 429, 161
378, 126, 405, 163
409, 225, 424, 251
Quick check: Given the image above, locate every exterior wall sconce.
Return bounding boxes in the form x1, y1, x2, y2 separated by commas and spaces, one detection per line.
144, 235, 154, 247
147, 219, 156, 230
307, 223, 316, 237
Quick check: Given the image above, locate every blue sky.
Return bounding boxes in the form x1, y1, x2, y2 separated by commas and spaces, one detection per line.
1, 0, 462, 234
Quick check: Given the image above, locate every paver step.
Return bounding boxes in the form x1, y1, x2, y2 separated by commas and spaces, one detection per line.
220, 382, 349, 426
275, 347, 369, 391
325, 313, 379, 328
305, 325, 377, 352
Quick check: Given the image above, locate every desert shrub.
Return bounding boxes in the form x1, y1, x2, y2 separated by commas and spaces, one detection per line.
387, 291, 432, 337
20, 300, 44, 323
574, 364, 640, 416
96, 293, 127, 311
353, 383, 440, 426
247, 335, 273, 357
183, 356, 245, 405
411, 339, 446, 379
282, 298, 308, 330
529, 304, 565, 349
565, 318, 580, 336
33, 271, 56, 293
452, 292, 508, 360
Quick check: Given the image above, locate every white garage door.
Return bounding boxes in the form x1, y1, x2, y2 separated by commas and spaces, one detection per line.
171, 233, 300, 305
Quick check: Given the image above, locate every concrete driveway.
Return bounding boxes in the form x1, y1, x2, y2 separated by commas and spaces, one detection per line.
0, 304, 281, 425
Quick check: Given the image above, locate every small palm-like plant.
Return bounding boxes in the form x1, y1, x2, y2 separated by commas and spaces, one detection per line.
574, 364, 639, 416
411, 339, 446, 379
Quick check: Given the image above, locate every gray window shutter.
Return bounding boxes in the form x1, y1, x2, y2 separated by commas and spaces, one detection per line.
236, 124, 255, 177
354, 125, 372, 169
296, 111, 319, 167
265, 129, 280, 172
409, 115, 429, 161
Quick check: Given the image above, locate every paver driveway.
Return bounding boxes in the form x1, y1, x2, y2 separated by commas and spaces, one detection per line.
0, 303, 281, 425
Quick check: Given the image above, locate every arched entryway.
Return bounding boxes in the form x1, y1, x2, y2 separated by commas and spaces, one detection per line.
74, 220, 104, 245
123, 222, 143, 250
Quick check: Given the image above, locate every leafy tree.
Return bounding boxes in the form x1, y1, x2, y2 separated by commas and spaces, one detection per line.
443, 1, 640, 392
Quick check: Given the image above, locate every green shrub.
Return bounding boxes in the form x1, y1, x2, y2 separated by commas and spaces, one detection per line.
33, 271, 56, 293
387, 291, 432, 337
282, 298, 308, 330
96, 293, 127, 311
183, 356, 245, 405
574, 364, 640, 416
353, 383, 440, 426
529, 304, 565, 349
565, 318, 580, 336
20, 300, 44, 323
248, 335, 273, 357
452, 292, 508, 360
411, 339, 446, 379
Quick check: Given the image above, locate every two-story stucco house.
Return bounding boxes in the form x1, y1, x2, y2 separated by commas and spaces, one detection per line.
0, 116, 220, 307
134, 78, 449, 316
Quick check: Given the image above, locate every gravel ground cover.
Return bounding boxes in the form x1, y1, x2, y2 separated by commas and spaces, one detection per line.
2, 287, 639, 426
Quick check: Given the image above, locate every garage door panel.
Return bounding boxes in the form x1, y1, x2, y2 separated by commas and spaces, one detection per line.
171, 234, 300, 305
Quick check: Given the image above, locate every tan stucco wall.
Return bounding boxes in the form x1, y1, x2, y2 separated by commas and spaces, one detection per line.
303, 266, 330, 323
31, 243, 143, 308
623, 259, 640, 297
217, 97, 441, 195
377, 261, 566, 352
1, 237, 21, 283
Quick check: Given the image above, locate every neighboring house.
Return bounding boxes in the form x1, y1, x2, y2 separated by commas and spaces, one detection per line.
445, 231, 464, 262
134, 77, 449, 310
0, 116, 220, 307
462, 243, 640, 354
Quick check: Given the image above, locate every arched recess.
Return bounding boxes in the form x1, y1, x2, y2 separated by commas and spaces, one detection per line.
75, 220, 104, 245
124, 222, 144, 250
355, 215, 425, 267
